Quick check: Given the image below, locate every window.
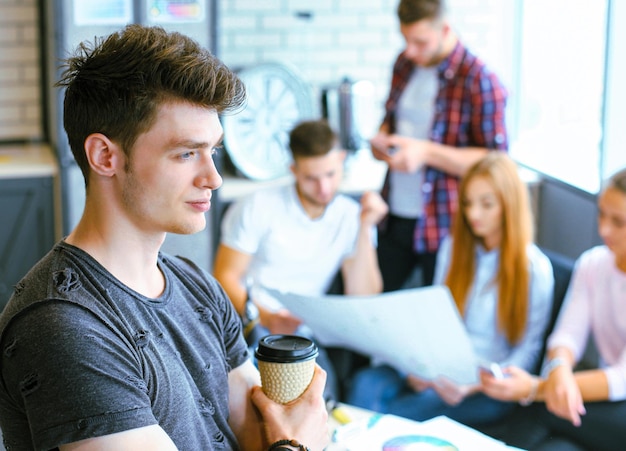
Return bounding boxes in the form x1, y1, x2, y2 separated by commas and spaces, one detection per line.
453, 0, 623, 193
510, 0, 609, 193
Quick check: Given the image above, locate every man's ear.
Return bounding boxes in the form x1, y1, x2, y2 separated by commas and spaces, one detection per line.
84, 133, 124, 177
441, 20, 451, 37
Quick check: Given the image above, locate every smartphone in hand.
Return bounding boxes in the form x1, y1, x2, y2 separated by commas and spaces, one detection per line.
371, 142, 398, 156
386, 145, 398, 155
479, 362, 504, 379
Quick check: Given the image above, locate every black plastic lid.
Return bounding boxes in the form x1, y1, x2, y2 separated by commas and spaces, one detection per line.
254, 334, 319, 363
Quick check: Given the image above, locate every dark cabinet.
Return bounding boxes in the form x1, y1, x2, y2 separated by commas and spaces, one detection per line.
0, 176, 55, 310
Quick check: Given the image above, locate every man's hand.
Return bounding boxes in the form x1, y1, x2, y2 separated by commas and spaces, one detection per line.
371, 133, 433, 173
384, 135, 432, 173
258, 307, 302, 335
359, 191, 388, 227
251, 365, 330, 451
369, 132, 393, 161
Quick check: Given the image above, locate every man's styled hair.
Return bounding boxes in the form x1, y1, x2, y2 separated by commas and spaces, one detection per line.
56, 24, 246, 185
288, 119, 338, 159
397, 0, 447, 25
605, 167, 626, 195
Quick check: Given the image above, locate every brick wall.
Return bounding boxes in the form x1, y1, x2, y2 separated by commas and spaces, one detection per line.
0, 0, 513, 143
217, 0, 402, 126
216, 0, 515, 131
0, 0, 42, 141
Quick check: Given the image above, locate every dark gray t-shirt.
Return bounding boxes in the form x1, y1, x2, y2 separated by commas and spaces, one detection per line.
0, 241, 249, 451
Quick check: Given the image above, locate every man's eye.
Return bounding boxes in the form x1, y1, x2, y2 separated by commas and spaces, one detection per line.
180, 151, 197, 160
614, 219, 626, 229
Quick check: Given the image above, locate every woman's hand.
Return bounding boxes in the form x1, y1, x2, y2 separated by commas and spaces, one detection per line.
480, 366, 534, 402
432, 376, 479, 406
543, 366, 586, 426
406, 374, 433, 392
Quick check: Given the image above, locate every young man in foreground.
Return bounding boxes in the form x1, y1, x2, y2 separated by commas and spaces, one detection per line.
0, 25, 328, 451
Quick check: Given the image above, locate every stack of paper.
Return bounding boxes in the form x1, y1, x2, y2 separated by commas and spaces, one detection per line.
328, 414, 522, 451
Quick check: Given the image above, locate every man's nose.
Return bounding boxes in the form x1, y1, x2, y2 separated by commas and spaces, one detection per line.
405, 43, 420, 59
197, 155, 223, 190
318, 178, 333, 196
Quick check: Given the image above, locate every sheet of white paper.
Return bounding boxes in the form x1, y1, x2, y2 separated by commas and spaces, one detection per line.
263, 286, 480, 385
333, 414, 513, 450
418, 416, 513, 450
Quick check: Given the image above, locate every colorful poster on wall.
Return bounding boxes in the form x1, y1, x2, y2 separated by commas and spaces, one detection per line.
147, 0, 205, 23
74, 0, 132, 26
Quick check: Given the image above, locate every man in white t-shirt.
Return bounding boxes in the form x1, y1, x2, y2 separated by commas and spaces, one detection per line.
213, 119, 388, 399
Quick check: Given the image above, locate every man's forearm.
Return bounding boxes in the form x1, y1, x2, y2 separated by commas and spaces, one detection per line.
342, 227, 382, 295
423, 142, 491, 177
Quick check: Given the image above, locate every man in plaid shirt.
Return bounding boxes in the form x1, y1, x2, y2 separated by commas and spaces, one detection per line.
371, 0, 508, 291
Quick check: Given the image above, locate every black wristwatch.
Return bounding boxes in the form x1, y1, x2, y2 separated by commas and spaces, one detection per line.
268, 439, 310, 451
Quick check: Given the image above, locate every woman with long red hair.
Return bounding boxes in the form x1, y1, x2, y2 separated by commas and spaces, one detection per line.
348, 153, 554, 427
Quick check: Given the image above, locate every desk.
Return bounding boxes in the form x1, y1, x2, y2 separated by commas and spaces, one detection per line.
326, 404, 525, 451
0, 143, 57, 179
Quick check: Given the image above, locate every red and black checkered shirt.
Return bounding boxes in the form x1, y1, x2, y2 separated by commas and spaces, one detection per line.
381, 40, 508, 253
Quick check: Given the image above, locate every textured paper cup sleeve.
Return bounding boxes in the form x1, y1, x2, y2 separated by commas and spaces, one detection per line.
257, 359, 316, 404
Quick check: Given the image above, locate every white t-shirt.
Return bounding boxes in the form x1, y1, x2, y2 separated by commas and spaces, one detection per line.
220, 184, 363, 303
548, 245, 626, 400
389, 66, 438, 218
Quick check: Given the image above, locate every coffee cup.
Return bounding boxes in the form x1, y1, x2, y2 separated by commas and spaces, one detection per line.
255, 334, 319, 404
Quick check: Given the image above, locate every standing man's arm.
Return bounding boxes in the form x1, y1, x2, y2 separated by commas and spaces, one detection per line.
371, 62, 508, 177
341, 191, 388, 295
377, 138, 490, 176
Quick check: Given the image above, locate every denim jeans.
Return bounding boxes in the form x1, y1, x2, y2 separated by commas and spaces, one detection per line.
347, 365, 515, 427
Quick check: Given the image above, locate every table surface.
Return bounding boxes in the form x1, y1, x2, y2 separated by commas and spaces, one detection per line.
0, 143, 57, 179
325, 403, 525, 451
